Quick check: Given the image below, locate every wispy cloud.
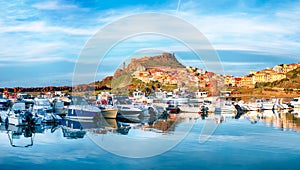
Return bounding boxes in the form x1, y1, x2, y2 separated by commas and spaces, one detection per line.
0, 21, 96, 35
183, 60, 266, 66
173, 0, 300, 56
0, 0, 299, 86
32, 1, 78, 10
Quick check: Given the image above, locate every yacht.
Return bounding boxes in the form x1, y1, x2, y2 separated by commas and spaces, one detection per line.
113, 96, 143, 118
66, 96, 101, 120
117, 105, 142, 118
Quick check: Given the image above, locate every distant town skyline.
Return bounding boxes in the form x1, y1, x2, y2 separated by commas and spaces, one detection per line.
0, 0, 300, 87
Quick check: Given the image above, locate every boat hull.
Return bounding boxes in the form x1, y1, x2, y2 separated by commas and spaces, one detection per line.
179, 106, 200, 113
261, 103, 274, 110
101, 108, 118, 119
67, 108, 99, 120
117, 110, 141, 118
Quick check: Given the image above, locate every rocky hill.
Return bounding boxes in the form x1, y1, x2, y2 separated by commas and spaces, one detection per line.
114, 52, 185, 78
110, 53, 185, 93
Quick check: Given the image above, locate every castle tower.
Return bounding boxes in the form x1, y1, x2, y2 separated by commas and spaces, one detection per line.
122, 62, 126, 70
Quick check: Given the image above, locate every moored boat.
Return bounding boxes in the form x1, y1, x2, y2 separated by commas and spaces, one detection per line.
33, 98, 53, 113
99, 106, 118, 119
117, 105, 142, 118
66, 96, 101, 120
1, 102, 41, 126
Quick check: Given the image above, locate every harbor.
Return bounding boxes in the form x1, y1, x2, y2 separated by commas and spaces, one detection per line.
2, 0, 300, 169
1, 107, 300, 169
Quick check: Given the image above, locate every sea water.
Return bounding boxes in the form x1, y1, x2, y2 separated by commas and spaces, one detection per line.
1, 110, 300, 170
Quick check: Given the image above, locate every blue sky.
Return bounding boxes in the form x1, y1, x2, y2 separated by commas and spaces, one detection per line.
0, 0, 299, 87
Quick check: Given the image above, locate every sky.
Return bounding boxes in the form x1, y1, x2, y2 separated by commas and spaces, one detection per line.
0, 0, 300, 87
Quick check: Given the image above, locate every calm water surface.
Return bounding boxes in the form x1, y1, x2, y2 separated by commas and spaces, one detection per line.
1, 110, 300, 170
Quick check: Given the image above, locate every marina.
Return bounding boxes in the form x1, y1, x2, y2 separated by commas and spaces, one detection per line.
1, 108, 300, 169
0, 87, 300, 169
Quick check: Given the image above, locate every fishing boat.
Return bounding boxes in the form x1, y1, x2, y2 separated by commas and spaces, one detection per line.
96, 93, 118, 119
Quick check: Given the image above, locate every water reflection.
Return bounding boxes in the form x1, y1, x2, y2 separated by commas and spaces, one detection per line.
1, 108, 300, 149
0, 123, 60, 148
0, 113, 186, 148
243, 108, 300, 132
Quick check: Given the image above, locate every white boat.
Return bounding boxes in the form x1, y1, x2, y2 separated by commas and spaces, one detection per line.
96, 92, 118, 119
0, 98, 9, 111
99, 106, 118, 119
289, 97, 300, 108
37, 112, 62, 123
1, 102, 41, 126
53, 100, 65, 114
67, 96, 101, 120
215, 101, 235, 113
117, 105, 142, 118
203, 99, 215, 112
33, 98, 53, 113
162, 97, 189, 106
261, 99, 275, 110
179, 104, 200, 113
244, 100, 263, 111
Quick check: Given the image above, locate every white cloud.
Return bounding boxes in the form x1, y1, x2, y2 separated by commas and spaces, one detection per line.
170, 1, 300, 56
184, 60, 266, 66
32, 1, 78, 10
0, 21, 96, 35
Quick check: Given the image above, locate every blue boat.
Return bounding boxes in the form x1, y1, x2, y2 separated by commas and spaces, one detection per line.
66, 96, 101, 120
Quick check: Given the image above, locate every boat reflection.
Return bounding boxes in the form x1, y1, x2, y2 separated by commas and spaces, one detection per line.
243, 108, 300, 132
0, 123, 60, 147
3, 108, 300, 148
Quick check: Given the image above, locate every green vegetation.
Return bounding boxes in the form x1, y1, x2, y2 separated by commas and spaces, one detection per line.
161, 85, 178, 91
111, 73, 132, 89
